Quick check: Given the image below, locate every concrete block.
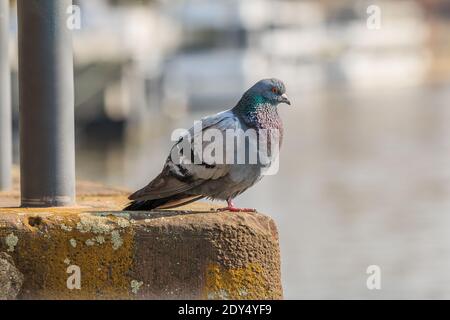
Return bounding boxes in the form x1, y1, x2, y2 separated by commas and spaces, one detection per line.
0, 179, 282, 299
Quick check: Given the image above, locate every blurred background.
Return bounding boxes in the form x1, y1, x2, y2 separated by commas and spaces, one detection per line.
6, 0, 450, 299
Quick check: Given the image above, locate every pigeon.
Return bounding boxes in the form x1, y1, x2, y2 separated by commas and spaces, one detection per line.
124, 78, 291, 212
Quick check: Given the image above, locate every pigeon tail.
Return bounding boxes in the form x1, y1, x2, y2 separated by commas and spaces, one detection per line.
123, 194, 204, 211
123, 200, 156, 211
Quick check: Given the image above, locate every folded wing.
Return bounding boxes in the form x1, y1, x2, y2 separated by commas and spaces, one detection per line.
128, 110, 241, 202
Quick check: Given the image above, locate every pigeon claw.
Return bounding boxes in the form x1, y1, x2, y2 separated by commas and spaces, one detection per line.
217, 207, 257, 213
216, 199, 257, 213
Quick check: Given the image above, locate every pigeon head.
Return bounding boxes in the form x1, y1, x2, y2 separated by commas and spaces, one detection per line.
246, 78, 291, 107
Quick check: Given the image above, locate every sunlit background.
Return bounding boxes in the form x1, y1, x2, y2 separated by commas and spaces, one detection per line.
6, 0, 450, 299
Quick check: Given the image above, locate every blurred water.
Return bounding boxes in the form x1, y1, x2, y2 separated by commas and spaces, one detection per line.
76, 83, 450, 299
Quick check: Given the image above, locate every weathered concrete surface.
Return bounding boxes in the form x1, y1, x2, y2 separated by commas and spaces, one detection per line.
0, 171, 282, 299
0, 252, 24, 299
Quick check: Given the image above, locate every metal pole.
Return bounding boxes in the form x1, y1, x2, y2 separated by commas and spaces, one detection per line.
0, 0, 11, 191
17, 0, 76, 207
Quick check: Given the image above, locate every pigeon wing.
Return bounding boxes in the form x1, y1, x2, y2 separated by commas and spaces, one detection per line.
128, 110, 240, 202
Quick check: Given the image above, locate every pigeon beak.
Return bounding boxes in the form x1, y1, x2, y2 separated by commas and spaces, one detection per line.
280, 93, 291, 106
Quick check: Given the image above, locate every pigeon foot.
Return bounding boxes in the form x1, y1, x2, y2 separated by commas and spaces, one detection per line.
216, 199, 256, 213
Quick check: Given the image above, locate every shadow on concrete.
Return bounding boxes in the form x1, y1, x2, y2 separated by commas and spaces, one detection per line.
90, 208, 219, 221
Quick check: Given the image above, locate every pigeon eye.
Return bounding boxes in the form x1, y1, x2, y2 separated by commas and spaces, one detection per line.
271, 87, 278, 94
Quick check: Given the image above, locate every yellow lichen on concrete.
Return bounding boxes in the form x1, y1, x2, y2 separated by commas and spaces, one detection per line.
205, 263, 277, 300
0, 179, 135, 299
10, 212, 135, 299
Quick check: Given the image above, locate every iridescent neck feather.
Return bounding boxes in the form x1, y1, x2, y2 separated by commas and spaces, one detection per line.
233, 92, 282, 131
